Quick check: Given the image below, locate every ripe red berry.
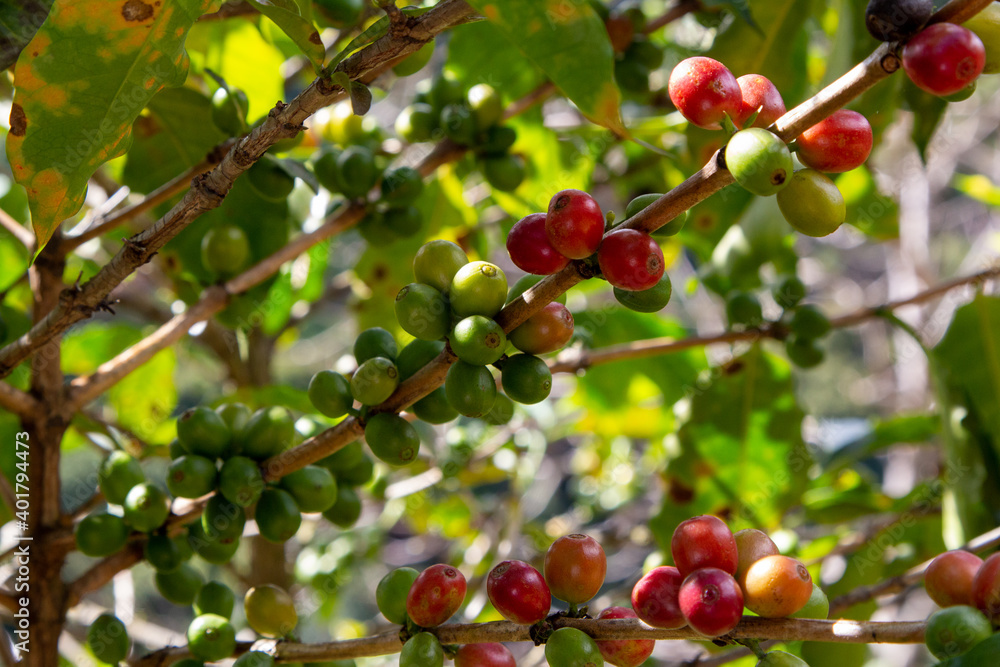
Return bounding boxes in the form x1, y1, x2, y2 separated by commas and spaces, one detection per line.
597, 229, 664, 291
671, 515, 738, 577
973, 552, 1000, 623
487, 560, 552, 624
507, 213, 571, 275
595, 606, 655, 667
631, 566, 686, 629
668, 57, 742, 130
795, 109, 873, 173
508, 302, 575, 355
903, 23, 985, 96
545, 190, 605, 260
734, 74, 786, 129
678, 568, 744, 637
405, 564, 467, 627
454, 643, 516, 667
544, 534, 607, 605
925, 550, 983, 608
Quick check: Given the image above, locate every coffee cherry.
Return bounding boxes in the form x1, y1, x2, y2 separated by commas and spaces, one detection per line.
614, 273, 672, 313
451, 261, 508, 318
413, 387, 460, 424
546, 189, 605, 260
233, 651, 275, 667
544, 534, 607, 605
396, 103, 437, 143
397, 339, 446, 380
218, 455, 264, 507
216, 402, 250, 434
98, 450, 144, 505
454, 643, 516, 667
187, 614, 236, 661
482, 153, 527, 192
865, 0, 933, 42
445, 361, 497, 418
678, 568, 744, 637
733, 528, 780, 590
625, 193, 688, 237
757, 651, 809, 666
87, 613, 130, 664
202, 495, 246, 542
400, 632, 444, 667
468, 83, 503, 129
450, 315, 507, 365
480, 125, 518, 153
187, 521, 240, 564
201, 223, 250, 279
743, 555, 813, 617
795, 110, 873, 173
671, 515, 738, 576
777, 169, 846, 237
483, 393, 516, 426
255, 487, 302, 543
381, 166, 424, 206
195, 580, 236, 618
364, 413, 420, 466
487, 560, 551, 624
406, 563, 467, 627
155, 563, 204, 605
395, 283, 450, 341
279, 466, 338, 513
247, 157, 295, 202
376, 567, 420, 625
631, 565, 686, 629
544, 627, 605, 667
926, 550, 983, 608
308, 370, 354, 419
123, 482, 170, 532
354, 327, 398, 364
668, 57, 742, 130
337, 145, 379, 199
350, 357, 399, 406
508, 212, 571, 275
238, 406, 294, 460
734, 74, 786, 129
76, 512, 129, 558
973, 552, 1000, 623
964, 3, 1000, 74
785, 335, 825, 368
726, 291, 763, 328
177, 406, 231, 459
773, 276, 807, 311
509, 302, 574, 355
943, 80, 978, 102
904, 23, 985, 96
598, 229, 664, 291
244, 584, 298, 638
595, 606, 655, 667
501, 354, 552, 405
144, 534, 187, 572
726, 128, 792, 196
322, 485, 362, 527
384, 205, 423, 238
790, 304, 831, 339
392, 40, 434, 77
925, 605, 993, 659
789, 582, 830, 619
414, 240, 469, 294
318, 0, 363, 27
507, 274, 567, 305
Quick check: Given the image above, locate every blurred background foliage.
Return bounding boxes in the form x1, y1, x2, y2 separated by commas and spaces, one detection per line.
1, 0, 999, 664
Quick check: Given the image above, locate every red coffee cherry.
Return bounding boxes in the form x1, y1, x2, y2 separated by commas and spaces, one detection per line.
973, 552, 1000, 623
734, 74, 786, 129
545, 189, 605, 260
508, 302, 575, 355
487, 560, 552, 625
795, 109, 873, 173
925, 550, 983, 608
507, 212, 570, 275
671, 515, 738, 577
678, 568, 744, 637
668, 57, 742, 130
544, 534, 607, 605
903, 23, 985, 96
405, 564, 467, 627
595, 606, 655, 667
631, 565, 686, 629
597, 229, 664, 291
454, 643, 516, 667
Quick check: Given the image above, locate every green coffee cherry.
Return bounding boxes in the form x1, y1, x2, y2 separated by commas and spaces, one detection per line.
501, 354, 552, 404
445, 361, 497, 418
354, 327, 398, 364
350, 357, 400, 406
450, 315, 507, 365
777, 169, 846, 237
726, 128, 792, 197
395, 283, 450, 341
309, 370, 354, 419
364, 413, 421, 466
414, 240, 469, 294
614, 273, 672, 313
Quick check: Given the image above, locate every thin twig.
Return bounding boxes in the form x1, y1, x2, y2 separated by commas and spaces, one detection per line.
0, 381, 37, 419
643, 0, 702, 34
0, 209, 33, 250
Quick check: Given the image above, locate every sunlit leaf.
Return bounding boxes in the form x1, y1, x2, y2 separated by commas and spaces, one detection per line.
246, 0, 325, 70
108, 347, 177, 444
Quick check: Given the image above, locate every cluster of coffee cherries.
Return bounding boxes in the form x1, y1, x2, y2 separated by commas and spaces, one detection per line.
921, 549, 1000, 661
508, 189, 673, 312
725, 275, 832, 368
865, 0, 989, 100
397, 76, 525, 192
86, 580, 300, 665
668, 57, 874, 239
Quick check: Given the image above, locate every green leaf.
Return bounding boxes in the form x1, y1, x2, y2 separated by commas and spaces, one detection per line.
953, 173, 1000, 207
903, 80, 948, 162
650, 345, 811, 545
0, 0, 52, 70
61, 323, 142, 376
462, 0, 625, 135
5, 0, 216, 252
447, 20, 545, 100
246, 0, 325, 70
122, 87, 226, 196
108, 347, 177, 444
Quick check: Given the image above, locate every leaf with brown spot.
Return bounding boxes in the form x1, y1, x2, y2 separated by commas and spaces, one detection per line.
0, 0, 52, 70
5, 0, 216, 252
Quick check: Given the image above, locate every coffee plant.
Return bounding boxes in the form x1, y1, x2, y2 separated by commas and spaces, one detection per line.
0, 0, 999, 665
